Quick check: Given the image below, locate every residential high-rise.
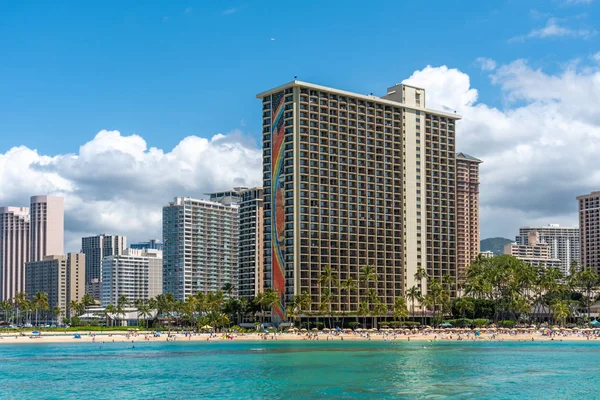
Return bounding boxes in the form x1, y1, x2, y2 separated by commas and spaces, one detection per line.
101, 248, 162, 307
81, 234, 127, 298
0, 207, 30, 301
516, 224, 579, 275
504, 232, 562, 269
163, 197, 239, 301
30, 195, 64, 262
25, 253, 85, 320
130, 239, 163, 251
208, 187, 264, 299
578, 191, 600, 273
257, 80, 461, 321
456, 153, 482, 280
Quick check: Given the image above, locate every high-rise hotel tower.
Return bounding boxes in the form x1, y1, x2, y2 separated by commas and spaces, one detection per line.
257, 80, 462, 321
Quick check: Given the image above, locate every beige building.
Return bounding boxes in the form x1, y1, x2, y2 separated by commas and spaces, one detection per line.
504, 232, 561, 268
30, 195, 64, 262
516, 224, 579, 276
257, 80, 462, 320
456, 153, 482, 280
81, 234, 127, 299
0, 207, 30, 301
578, 191, 600, 273
25, 253, 85, 321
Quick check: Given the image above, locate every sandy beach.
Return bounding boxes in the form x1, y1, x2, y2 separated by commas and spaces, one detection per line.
0, 329, 598, 345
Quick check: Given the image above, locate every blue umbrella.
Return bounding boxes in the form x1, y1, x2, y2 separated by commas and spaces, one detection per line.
590, 320, 600, 327
32, 331, 40, 335
73, 334, 81, 339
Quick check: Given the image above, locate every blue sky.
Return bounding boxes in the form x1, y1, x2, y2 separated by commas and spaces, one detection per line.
1, 0, 598, 155
1, 0, 600, 246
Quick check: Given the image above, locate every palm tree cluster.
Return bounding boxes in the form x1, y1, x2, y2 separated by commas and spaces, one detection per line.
0, 291, 69, 327
460, 254, 600, 326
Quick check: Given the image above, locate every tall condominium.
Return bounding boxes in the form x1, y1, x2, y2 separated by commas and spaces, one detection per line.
578, 191, 600, 273
25, 253, 85, 320
456, 153, 482, 280
208, 187, 265, 299
0, 207, 30, 301
100, 248, 162, 307
81, 234, 127, 298
30, 195, 64, 262
130, 239, 163, 251
516, 224, 579, 275
257, 80, 462, 321
163, 197, 239, 301
504, 231, 562, 269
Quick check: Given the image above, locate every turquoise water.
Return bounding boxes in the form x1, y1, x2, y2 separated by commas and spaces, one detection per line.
0, 340, 597, 399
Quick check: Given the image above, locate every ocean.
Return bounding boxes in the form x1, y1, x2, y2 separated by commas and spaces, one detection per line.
0, 340, 595, 399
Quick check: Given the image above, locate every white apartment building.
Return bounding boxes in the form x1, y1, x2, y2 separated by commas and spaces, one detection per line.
163, 197, 239, 301
0, 207, 30, 301
516, 224, 579, 275
100, 248, 162, 306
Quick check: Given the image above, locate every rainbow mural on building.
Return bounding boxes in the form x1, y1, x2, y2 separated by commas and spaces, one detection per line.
270, 90, 287, 322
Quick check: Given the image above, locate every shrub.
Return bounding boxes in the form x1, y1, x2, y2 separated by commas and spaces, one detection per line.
473, 319, 489, 327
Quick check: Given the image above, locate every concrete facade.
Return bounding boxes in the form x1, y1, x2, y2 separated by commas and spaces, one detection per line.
25, 253, 85, 319
257, 80, 461, 317
504, 232, 562, 269
101, 248, 162, 306
578, 192, 600, 273
163, 197, 239, 301
208, 187, 264, 300
81, 234, 127, 298
30, 195, 64, 262
456, 153, 482, 280
0, 207, 30, 301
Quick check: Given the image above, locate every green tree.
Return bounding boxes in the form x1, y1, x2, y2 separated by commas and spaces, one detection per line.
32, 291, 49, 327
393, 297, 408, 322
406, 286, 420, 322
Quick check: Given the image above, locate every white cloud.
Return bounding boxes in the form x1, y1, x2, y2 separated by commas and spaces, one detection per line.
402, 58, 600, 238
475, 57, 497, 71
511, 17, 597, 41
0, 131, 262, 252
223, 7, 238, 15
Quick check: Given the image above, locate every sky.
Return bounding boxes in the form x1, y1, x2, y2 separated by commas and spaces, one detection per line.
1, 0, 600, 251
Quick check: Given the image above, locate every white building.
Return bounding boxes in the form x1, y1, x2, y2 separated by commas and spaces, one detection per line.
163, 197, 239, 301
100, 248, 162, 306
0, 207, 30, 301
516, 224, 579, 275
82, 234, 127, 299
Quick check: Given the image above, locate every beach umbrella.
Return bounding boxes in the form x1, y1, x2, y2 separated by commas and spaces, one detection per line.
300, 328, 307, 332
323, 328, 330, 332
201, 325, 213, 330
590, 320, 600, 327
311, 328, 318, 331
73, 334, 81, 339
336, 327, 342, 331
32, 331, 40, 335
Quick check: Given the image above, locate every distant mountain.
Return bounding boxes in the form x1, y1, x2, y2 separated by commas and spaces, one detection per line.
480, 237, 513, 256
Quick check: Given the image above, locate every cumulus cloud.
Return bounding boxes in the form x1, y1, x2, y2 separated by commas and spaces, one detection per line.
475, 57, 497, 71
560, 0, 593, 4
511, 17, 597, 41
402, 58, 600, 238
0, 131, 262, 251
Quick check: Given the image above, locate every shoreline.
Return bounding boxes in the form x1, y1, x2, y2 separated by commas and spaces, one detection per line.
1, 331, 598, 345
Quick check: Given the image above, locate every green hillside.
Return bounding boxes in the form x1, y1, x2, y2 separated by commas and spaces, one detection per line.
480, 237, 513, 256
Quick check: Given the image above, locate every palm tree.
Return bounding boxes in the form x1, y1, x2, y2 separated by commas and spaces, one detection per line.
116, 295, 128, 326
359, 265, 378, 303
318, 265, 338, 328
414, 266, 428, 291
52, 306, 62, 324
453, 297, 474, 319
292, 291, 311, 329
13, 292, 27, 327
254, 292, 266, 326
136, 301, 153, 329
578, 266, 598, 321
264, 288, 282, 326
221, 283, 235, 298
357, 301, 369, 328
373, 302, 388, 329
1, 300, 12, 329
393, 297, 408, 323
339, 277, 357, 316
104, 304, 116, 327
550, 300, 571, 326
33, 291, 49, 327
69, 300, 79, 322
81, 293, 95, 314
406, 286, 420, 322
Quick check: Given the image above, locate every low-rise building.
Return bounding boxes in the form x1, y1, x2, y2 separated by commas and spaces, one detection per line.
504, 232, 561, 269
